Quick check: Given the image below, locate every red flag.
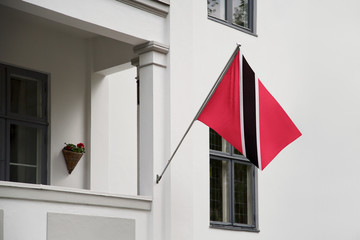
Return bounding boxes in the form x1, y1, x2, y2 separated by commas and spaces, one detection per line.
197, 49, 301, 170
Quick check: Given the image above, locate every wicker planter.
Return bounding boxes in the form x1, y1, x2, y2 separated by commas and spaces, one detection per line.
62, 149, 83, 174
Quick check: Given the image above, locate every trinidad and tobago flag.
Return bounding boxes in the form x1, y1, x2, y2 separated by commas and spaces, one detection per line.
197, 47, 301, 170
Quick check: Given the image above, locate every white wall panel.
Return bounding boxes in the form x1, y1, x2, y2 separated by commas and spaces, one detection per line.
47, 213, 135, 240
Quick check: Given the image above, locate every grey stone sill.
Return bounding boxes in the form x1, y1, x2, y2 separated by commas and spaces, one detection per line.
210, 224, 260, 233
207, 16, 258, 37
0, 181, 152, 211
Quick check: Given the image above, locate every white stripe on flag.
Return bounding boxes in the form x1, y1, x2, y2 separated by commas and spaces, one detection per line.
255, 76, 262, 170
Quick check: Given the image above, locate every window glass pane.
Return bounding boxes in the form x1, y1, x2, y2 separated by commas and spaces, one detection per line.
0, 68, 4, 114
10, 75, 42, 118
210, 129, 230, 153
234, 147, 243, 155
208, 0, 226, 20
10, 165, 37, 184
10, 124, 42, 183
0, 119, 4, 163
210, 159, 230, 222
233, 162, 253, 225
232, 0, 250, 28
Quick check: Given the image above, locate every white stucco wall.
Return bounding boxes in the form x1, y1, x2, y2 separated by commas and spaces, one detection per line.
168, 0, 360, 240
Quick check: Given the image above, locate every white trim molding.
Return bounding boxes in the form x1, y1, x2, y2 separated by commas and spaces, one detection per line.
0, 181, 152, 211
134, 41, 170, 55
134, 41, 169, 69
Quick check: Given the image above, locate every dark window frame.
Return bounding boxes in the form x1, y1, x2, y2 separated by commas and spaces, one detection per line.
207, 0, 257, 36
5, 119, 48, 184
0, 65, 5, 115
0, 63, 49, 184
210, 130, 259, 232
6, 65, 48, 124
0, 119, 5, 176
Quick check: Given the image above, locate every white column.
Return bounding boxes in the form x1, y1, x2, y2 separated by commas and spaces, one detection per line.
89, 73, 109, 192
134, 41, 169, 197
134, 41, 169, 240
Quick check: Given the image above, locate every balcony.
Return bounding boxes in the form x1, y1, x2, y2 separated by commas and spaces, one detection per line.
0, 5, 142, 194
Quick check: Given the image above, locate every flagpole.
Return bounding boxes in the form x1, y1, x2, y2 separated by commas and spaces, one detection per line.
156, 44, 241, 184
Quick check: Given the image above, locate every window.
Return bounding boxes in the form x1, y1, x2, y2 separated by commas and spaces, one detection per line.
209, 129, 258, 231
207, 0, 256, 34
0, 64, 48, 184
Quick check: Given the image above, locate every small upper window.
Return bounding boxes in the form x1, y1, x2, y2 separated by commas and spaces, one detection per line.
207, 0, 255, 34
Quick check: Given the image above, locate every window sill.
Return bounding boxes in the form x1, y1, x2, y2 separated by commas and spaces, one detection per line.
207, 16, 258, 37
210, 224, 260, 233
0, 181, 152, 211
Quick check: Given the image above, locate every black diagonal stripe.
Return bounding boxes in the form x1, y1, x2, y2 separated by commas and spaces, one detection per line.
242, 56, 259, 167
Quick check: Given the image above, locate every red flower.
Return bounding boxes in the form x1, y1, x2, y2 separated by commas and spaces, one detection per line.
66, 146, 71, 150
77, 143, 85, 148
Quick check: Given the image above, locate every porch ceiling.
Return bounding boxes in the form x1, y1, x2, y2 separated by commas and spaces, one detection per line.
0, 4, 97, 39
0, 4, 137, 71
0, 0, 154, 46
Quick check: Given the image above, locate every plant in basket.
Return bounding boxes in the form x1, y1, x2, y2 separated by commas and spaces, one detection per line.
62, 142, 85, 174
64, 143, 86, 153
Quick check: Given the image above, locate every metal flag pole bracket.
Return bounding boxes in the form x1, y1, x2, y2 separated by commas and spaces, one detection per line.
155, 44, 241, 184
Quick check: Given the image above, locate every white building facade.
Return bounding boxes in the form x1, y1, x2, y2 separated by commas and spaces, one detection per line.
0, 0, 360, 239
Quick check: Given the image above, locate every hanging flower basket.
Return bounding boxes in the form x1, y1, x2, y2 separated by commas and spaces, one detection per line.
62, 143, 85, 174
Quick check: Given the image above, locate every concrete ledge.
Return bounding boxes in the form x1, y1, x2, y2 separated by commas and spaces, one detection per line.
116, 0, 169, 17
0, 209, 3, 240
0, 181, 152, 211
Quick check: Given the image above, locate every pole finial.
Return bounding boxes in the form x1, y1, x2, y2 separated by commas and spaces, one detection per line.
236, 43, 242, 47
